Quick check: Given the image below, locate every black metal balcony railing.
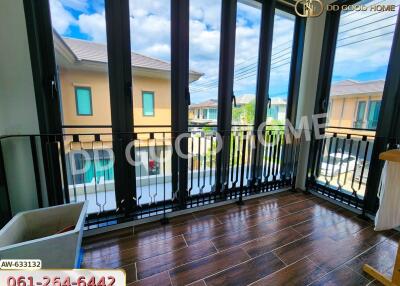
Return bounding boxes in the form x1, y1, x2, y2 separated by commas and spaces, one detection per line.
0, 125, 301, 229
307, 127, 376, 210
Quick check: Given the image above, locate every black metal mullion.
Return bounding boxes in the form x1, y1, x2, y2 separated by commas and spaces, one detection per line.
215, 0, 237, 194
286, 16, 306, 125
23, 0, 65, 206
364, 9, 400, 214
105, 0, 136, 214
171, 0, 190, 209
251, 0, 276, 184
0, 141, 12, 228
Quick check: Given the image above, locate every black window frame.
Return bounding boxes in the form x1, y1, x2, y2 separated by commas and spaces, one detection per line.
23, 0, 306, 218
308, 0, 400, 215
74, 86, 93, 116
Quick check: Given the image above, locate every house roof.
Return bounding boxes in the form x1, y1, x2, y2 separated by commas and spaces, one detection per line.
236, 94, 255, 105
53, 32, 202, 79
190, 96, 287, 109
190, 99, 218, 108
331, 80, 385, 96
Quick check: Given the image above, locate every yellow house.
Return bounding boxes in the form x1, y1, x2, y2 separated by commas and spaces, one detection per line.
328, 80, 383, 130
53, 33, 202, 187
53, 32, 202, 135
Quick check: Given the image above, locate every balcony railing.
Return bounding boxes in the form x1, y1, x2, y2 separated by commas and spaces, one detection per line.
0, 125, 301, 229
307, 126, 377, 210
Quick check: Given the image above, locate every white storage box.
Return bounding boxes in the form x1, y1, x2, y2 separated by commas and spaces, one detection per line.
0, 202, 87, 268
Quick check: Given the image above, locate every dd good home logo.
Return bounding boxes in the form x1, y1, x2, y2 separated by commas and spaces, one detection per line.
295, 0, 324, 18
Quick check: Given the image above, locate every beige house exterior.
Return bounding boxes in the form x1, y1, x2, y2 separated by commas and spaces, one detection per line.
53, 33, 202, 135
327, 80, 383, 137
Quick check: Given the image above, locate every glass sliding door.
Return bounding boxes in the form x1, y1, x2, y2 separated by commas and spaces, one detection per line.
231, 0, 262, 127
268, 10, 296, 125
128, 0, 173, 206
49, 0, 116, 214
318, 0, 400, 198
185, 0, 222, 197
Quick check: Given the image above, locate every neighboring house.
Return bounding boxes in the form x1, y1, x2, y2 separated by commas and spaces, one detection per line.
189, 94, 287, 125
328, 80, 383, 130
267, 97, 287, 123
189, 99, 218, 124
54, 32, 202, 133
53, 32, 202, 184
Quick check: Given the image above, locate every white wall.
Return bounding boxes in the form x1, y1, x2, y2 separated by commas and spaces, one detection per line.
0, 0, 44, 214
295, 2, 331, 189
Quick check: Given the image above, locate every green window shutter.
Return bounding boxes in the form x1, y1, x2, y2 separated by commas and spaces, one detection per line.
142, 92, 154, 116
75, 87, 93, 115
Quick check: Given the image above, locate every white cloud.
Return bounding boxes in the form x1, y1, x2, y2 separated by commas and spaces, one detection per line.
78, 11, 107, 43
49, 0, 76, 34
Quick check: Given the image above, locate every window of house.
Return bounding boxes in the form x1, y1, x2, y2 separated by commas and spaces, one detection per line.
355, 101, 366, 128
367, 101, 381, 129
208, 108, 217, 120
268, 106, 279, 120
202, 109, 208, 119
75, 87, 93, 116
142, 91, 155, 116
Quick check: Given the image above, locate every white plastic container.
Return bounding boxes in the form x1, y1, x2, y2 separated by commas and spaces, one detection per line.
0, 202, 87, 268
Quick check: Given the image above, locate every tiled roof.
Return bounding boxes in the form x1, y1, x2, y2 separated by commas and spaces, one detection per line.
331, 80, 385, 96
190, 99, 218, 108
59, 35, 202, 76
236, 94, 255, 105
190, 95, 287, 108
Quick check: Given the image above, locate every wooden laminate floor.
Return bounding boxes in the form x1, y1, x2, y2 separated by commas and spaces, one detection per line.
82, 191, 400, 286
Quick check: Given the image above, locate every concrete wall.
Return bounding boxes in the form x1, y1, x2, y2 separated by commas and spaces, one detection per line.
0, 0, 44, 214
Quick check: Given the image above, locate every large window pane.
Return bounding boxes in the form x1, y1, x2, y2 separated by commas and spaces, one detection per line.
232, 0, 261, 127
188, 0, 222, 127
129, 0, 173, 205
50, 0, 116, 214
268, 10, 296, 125
321, 1, 400, 198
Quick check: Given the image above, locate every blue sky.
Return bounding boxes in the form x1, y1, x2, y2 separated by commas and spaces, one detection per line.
50, 0, 398, 104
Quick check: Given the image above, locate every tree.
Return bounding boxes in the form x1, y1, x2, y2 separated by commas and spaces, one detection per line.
232, 100, 255, 125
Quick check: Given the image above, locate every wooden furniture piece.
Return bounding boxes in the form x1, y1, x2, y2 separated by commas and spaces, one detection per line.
363, 149, 400, 286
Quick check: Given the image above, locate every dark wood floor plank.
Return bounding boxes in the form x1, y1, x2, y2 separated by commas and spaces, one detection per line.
307, 237, 372, 273
136, 241, 217, 279
279, 196, 325, 213
186, 280, 206, 286
127, 271, 171, 286
169, 247, 250, 286
83, 235, 187, 268
211, 203, 330, 251
121, 262, 137, 284
273, 233, 336, 265
251, 258, 326, 286
241, 227, 301, 258
184, 207, 288, 246
204, 252, 285, 286
80, 192, 400, 286
346, 241, 398, 279
309, 266, 370, 286
291, 207, 352, 236
213, 192, 311, 223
